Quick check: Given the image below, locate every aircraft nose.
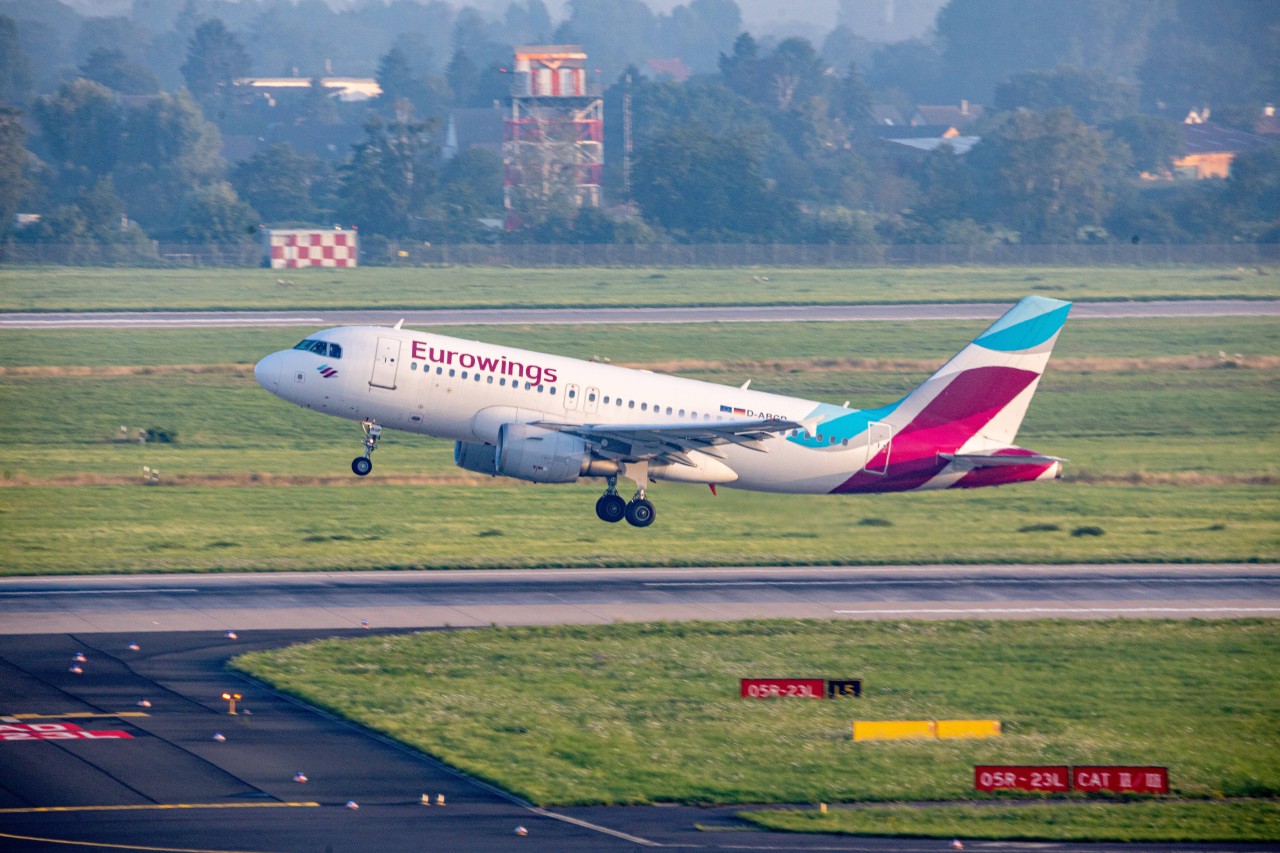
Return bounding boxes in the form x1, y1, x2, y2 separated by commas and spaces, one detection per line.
254, 352, 283, 393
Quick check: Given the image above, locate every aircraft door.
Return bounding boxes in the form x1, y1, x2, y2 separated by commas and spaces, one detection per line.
564, 383, 580, 411
584, 386, 600, 414
370, 337, 401, 389
865, 421, 893, 475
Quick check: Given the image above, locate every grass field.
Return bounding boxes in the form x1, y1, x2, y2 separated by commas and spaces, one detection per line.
3, 265, 1278, 312
740, 801, 1280, 842
0, 316, 1276, 574
231, 619, 1280, 835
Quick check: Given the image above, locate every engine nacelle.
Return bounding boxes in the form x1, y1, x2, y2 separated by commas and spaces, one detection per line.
454, 441, 498, 475
496, 423, 587, 484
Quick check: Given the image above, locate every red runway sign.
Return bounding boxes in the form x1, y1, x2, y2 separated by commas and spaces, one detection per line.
1072, 766, 1169, 794
0, 722, 133, 741
740, 678, 825, 699
974, 765, 1070, 792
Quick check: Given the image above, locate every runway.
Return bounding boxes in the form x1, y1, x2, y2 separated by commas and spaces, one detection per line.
1, 566, 1276, 852
1, 564, 1276, 635
5, 630, 1274, 853
2, 299, 1276, 328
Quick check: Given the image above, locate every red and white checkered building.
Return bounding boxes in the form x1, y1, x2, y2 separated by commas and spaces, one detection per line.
264, 228, 358, 268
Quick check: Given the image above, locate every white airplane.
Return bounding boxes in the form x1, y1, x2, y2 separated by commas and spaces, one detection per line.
255, 296, 1070, 527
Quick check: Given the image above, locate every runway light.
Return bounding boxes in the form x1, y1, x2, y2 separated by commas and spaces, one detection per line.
213, 732, 226, 742
138, 699, 152, 708
128, 642, 140, 651
69, 665, 83, 674
950, 841, 965, 850
515, 825, 528, 836
435, 793, 445, 806
419, 793, 431, 805
225, 630, 238, 640
221, 692, 242, 715
346, 800, 359, 810
361, 620, 370, 628
294, 772, 308, 783
73, 653, 87, 662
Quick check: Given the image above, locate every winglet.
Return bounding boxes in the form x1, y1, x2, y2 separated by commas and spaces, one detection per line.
393, 319, 405, 330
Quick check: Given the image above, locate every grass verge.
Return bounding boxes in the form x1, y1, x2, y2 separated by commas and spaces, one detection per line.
738, 801, 1280, 842
4, 265, 1278, 312
231, 619, 1279, 833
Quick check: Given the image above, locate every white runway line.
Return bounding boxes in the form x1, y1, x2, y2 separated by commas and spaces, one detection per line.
833, 606, 1280, 615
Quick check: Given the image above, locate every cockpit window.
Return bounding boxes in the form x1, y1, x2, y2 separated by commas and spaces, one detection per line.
292, 339, 341, 359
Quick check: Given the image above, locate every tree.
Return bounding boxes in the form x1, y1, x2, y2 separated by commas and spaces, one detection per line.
79, 48, 161, 95
0, 106, 29, 236
994, 66, 1138, 125
114, 89, 225, 231
230, 142, 317, 223
444, 49, 479, 107
0, 16, 34, 106
1226, 144, 1280, 222
337, 115, 438, 237
179, 181, 258, 242
180, 18, 250, 115
1102, 115, 1184, 174
966, 108, 1121, 241
659, 0, 742, 75
632, 123, 795, 240
426, 147, 502, 241
33, 79, 123, 180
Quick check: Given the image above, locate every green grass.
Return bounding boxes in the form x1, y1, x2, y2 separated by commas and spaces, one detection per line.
1, 316, 1276, 368
0, 316, 1275, 574
739, 801, 1280, 842
2, 483, 1275, 574
231, 619, 1280, 815
3, 265, 1278, 312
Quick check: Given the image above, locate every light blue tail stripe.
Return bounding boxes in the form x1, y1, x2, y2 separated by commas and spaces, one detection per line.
975, 301, 1071, 352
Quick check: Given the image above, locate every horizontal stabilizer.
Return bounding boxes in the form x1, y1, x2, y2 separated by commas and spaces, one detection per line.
941, 451, 1065, 467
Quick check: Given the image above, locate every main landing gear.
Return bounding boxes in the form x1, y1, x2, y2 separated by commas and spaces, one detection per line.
595, 474, 656, 528
352, 419, 381, 476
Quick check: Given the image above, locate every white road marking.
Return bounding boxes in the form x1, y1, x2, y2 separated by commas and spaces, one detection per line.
0, 588, 200, 597
646, 577, 1264, 587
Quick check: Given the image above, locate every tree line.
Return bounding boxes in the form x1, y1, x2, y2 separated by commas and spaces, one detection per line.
0, 0, 1277, 250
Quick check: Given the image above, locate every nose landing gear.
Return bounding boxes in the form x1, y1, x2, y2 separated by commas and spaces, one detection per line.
353, 419, 381, 476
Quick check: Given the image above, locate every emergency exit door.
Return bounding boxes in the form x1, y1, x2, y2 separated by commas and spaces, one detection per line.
369, 337, 401, 389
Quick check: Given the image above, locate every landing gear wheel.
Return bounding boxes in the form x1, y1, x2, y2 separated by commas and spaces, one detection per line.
351, 457, 373, 476
624, 498, 655, 528
595, 494, 627, 523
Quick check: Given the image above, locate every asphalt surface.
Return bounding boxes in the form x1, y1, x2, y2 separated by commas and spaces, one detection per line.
3, 624, 1277, 853
2, 299, 1277, 328
1, 564, 1277, 635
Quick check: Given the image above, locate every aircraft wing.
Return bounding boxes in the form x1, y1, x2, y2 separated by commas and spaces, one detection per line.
530, 418, 803, 468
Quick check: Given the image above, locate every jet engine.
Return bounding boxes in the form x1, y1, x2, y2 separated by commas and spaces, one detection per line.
494, 423, 588, 483
454, 441, 498, 475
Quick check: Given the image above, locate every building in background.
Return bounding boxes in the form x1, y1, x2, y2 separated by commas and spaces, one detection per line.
263, 228, 358, 268
503, 45, 603, 229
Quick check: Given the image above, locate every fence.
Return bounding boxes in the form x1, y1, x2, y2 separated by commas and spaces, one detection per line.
3, 240, 1278, 268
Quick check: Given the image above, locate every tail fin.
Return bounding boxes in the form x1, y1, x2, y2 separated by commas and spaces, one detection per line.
886, 295, 1071, 450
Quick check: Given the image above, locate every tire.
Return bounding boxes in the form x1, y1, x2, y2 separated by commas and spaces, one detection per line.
595, 494, 627, 523
624, 498, 655, 528
351, 457, 373, 476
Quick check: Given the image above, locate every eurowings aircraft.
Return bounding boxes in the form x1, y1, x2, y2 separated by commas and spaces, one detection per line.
255, 296, 1070, 527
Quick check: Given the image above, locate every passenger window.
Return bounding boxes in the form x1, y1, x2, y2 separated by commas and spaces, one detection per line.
641, 403, 648, 411
569, 389, 576, 398
449, 369, 455, 377
603, 396, 610, 404
588, 393, 596, 402
537, 385, 544, 393
665, 407, 672, 415
487, 376, 493, 384
628, 401, 635, 409
475, 373, 480, 381
550, 386, 556, 394
461, 371, 468, 379
616, 398, 622, 406
500, 377, 506, 386
328, 343, 342, 359
679, 409, 685, 417
436, 367, 443, 375
411, 362, 417, 370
